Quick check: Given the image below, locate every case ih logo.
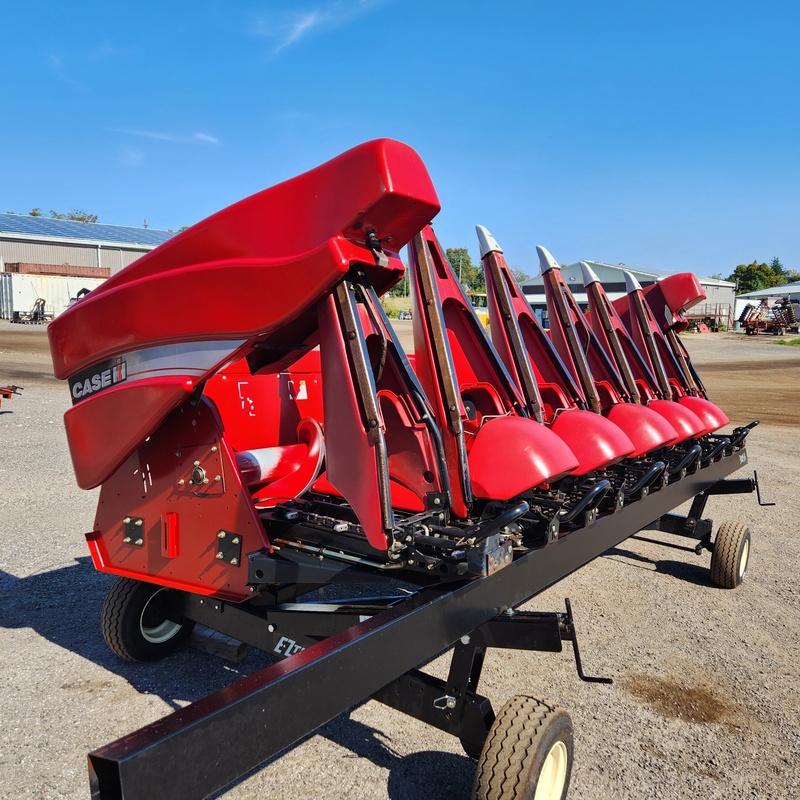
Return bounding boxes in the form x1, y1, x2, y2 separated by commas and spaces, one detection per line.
69, 357, 128, 402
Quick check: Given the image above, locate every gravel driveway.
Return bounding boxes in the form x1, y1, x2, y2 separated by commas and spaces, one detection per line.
1, 324, 798, 799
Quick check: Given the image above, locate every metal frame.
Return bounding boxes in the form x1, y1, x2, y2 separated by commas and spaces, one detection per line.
89, 449, 747, 800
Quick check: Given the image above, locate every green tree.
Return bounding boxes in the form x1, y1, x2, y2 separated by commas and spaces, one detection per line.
29, 208, 43, 217
511, 268, 531, 284
770, 257, 785, 278
726, 261, 781, 294
50, 209, 98, 223
446, 247, 484, 292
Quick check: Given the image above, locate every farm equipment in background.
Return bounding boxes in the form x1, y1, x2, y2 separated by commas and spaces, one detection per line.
738, 297, 799, 335
48, 139, 762, 800
0, 384, 23, 410
467, 291, 491, 329
11, 297, 53, 324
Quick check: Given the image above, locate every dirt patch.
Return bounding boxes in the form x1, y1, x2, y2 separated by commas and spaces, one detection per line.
622, 673, 739, 728
699, 358, 800, 428
0, 323, 58, 385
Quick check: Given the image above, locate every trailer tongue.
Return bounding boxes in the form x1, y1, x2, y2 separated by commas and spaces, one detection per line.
49, 139, 761, 800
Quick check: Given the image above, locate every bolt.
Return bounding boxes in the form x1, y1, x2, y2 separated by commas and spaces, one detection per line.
134, 539, 143, 546
194, 460, 201, 467
218, 531, 226, 538
232, 537, 240, 544
460, 635, 471, 645
123, 516, 131, 524
214, 475, 221, 481
433, 497, 441, 506
268, 624, 275, 633
211, 446, 218, 453
216, 552, 224, 559
203, 477, 210, 484
178, 479, 185, 486
135, 519, 143, 526
230, 558, 239, 566
123, 537, 132, 543
175, 450, 182, 457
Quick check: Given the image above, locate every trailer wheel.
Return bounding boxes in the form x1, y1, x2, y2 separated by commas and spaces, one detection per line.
710, 521, 751, 589
472, 695, 573, 800
101, 577, 194, 662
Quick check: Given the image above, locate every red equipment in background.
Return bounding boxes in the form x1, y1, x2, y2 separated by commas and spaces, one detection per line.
0, 384, 23, 409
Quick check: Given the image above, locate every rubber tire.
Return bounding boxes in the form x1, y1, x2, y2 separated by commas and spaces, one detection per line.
472, 695, 573, 800
710, 521, 751, 589
101, 577, 195, 662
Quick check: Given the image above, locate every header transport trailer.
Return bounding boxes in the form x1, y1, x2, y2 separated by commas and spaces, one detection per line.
49, 139, 763, 800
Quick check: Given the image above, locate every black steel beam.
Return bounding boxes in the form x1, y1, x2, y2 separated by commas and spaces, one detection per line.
88, 450, 746, 800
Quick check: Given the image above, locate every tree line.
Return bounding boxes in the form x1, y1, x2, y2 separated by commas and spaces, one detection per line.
20, 208, 99, 223
717, 258, 800, 294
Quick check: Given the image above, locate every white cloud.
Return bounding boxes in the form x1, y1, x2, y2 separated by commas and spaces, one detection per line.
278, 11, 324, 51
114, 129, 221, 145
47, 51, 89, 92
255, 0, 392, 53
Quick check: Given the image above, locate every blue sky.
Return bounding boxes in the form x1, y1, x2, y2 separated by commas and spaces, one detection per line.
2, 1, 798, 277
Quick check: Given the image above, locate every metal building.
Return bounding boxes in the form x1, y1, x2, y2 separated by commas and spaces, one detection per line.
0, 214, 174, 275
0, 214, 176, 320
520, 261, 736, 329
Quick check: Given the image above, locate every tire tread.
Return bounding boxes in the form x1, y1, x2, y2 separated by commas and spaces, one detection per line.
473, 695, 571, 800
710, 521, 750, 589
101, 577, 192, 661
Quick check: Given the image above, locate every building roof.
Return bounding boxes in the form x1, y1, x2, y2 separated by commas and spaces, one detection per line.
519, 260, 667, 291
737, 281, 800, 299
520, 259, 733, 290
696, 277, 736, 288
0, 213, 175, 248
576, 260, 667, 280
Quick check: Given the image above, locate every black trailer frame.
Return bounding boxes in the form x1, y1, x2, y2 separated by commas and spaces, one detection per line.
89, 448, 754, 800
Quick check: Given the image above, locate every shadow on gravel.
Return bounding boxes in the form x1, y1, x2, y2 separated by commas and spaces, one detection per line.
0, 558, 273, 710
206, 713, 475, 800
605, 546, 714, 587
322, 715, 474, 800
2, 560, 476, 797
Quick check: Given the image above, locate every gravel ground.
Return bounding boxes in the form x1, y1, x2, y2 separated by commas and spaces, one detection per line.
1, 323, 798, 799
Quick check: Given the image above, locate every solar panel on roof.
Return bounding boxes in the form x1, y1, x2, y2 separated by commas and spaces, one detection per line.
0, 214, 176, 247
